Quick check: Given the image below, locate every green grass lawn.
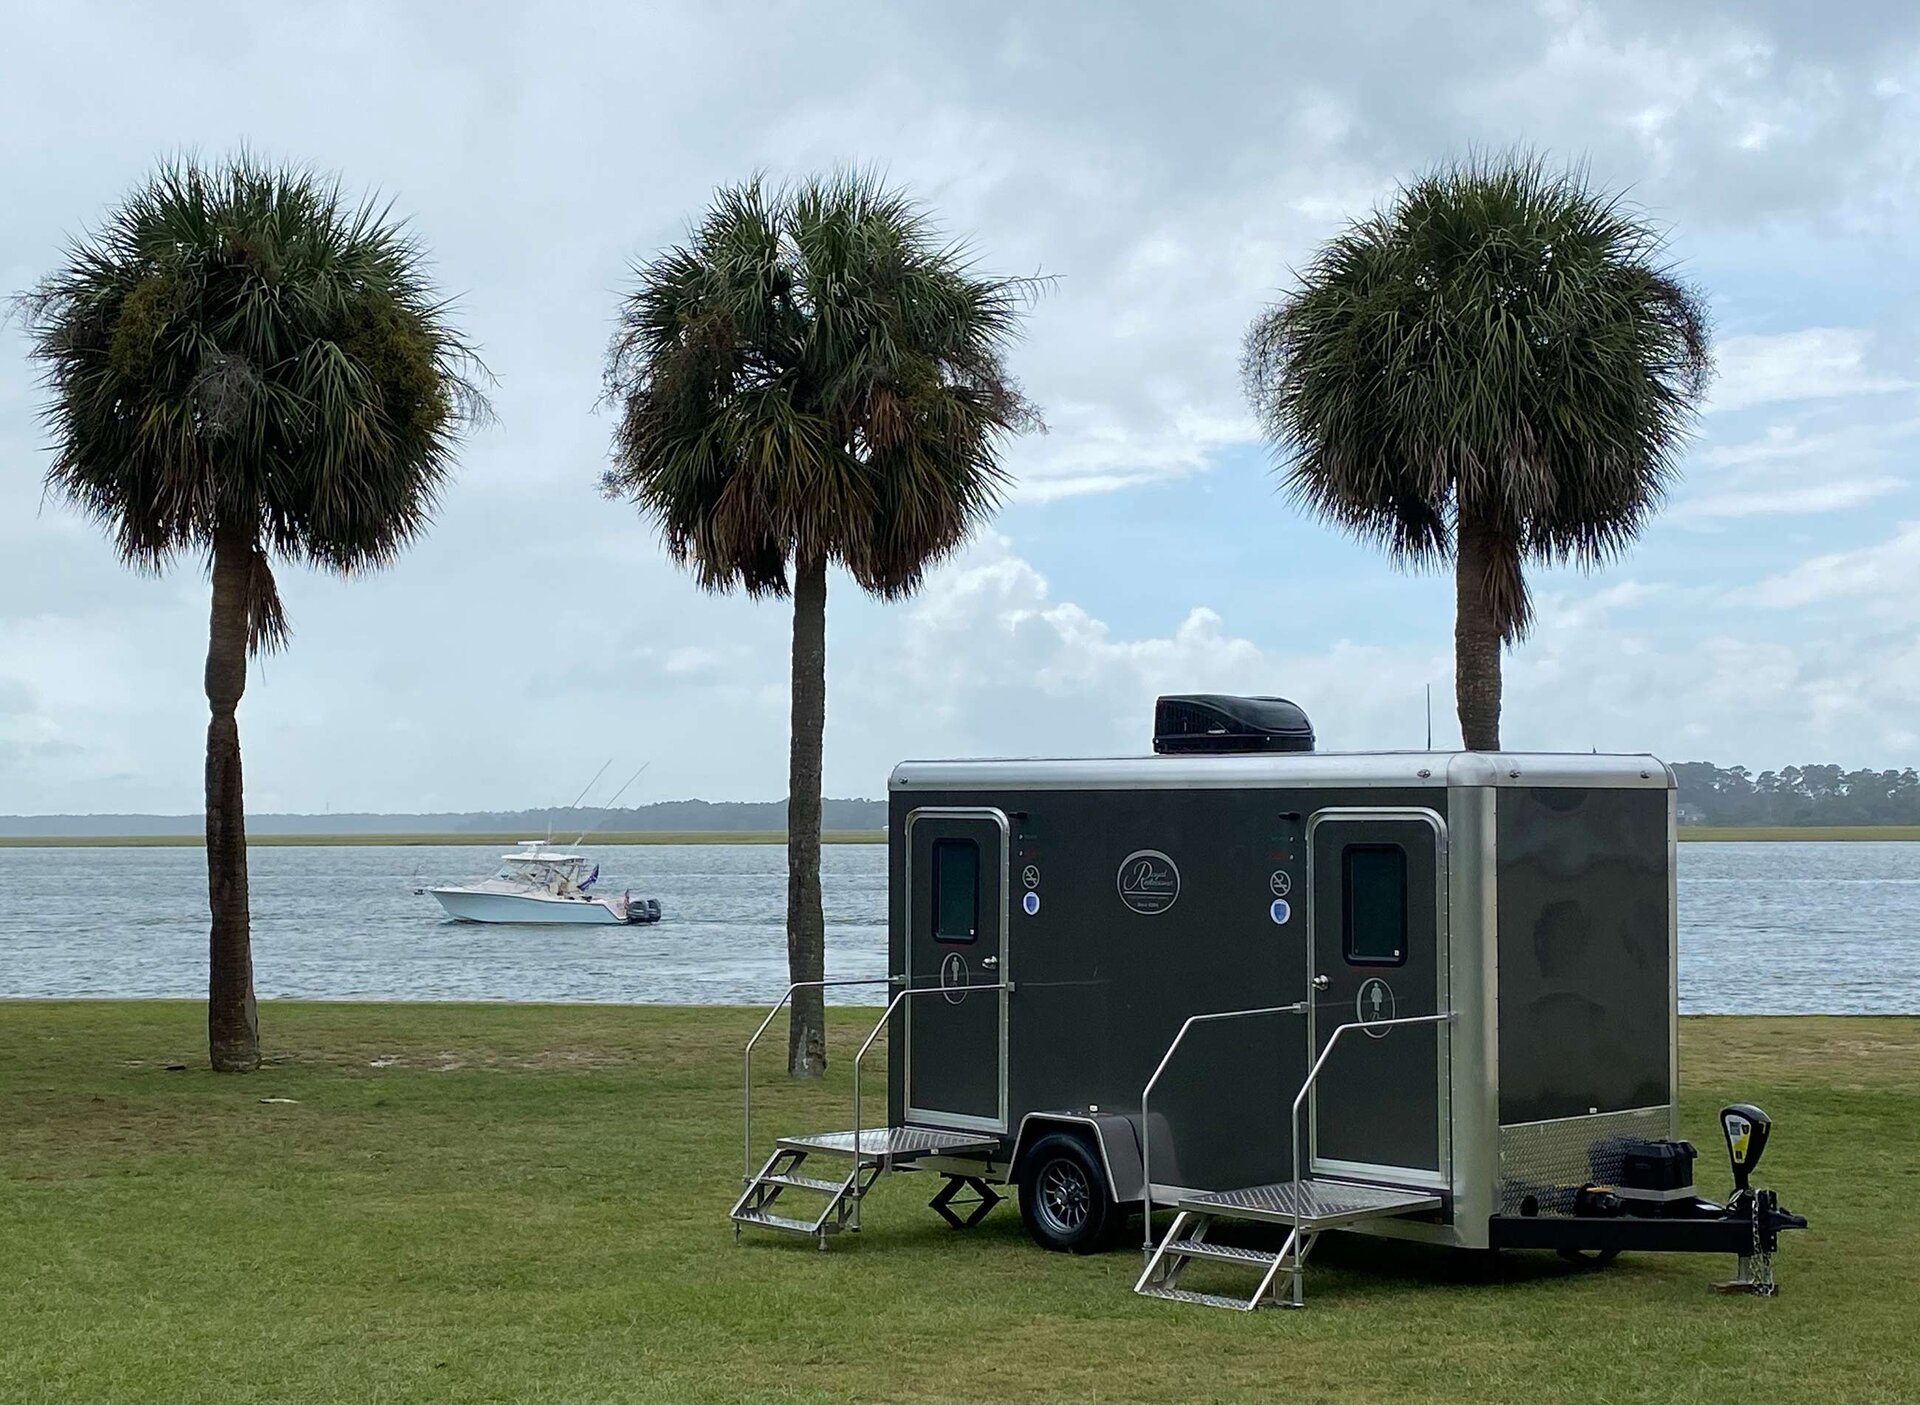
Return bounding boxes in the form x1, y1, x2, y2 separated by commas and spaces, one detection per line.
3, 1003, 1914, 1403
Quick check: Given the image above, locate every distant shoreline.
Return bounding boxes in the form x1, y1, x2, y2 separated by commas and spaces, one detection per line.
1679, 825, 1920, 842
0, 830, 887, 849
0, 825, 1915, 847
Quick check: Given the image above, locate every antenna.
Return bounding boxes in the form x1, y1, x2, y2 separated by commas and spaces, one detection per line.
572, 762, 651, 846
1425, 684, 1432, 751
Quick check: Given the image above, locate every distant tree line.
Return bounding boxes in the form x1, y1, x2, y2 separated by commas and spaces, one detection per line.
1673, 763, 1920, 827
0, 798, 889, 838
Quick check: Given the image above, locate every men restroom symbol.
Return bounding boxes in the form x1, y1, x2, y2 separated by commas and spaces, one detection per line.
940, 951, 970, 1005
1356, 977, 1396, 1037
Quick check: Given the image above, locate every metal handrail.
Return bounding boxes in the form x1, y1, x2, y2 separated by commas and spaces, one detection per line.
742, 976, 898, 1183
849, 979, 1011, 1231
1138, 1001, 1310, 1253
1286, 1012, 1455, 1280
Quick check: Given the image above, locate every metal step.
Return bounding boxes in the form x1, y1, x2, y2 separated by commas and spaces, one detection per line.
761, 1172, 848, 1194
1135, 1284, 1263, 1312
1163, 1237, 1279, 1266
733, 1208, 836, 1236
775, 1125, 999, 1167
1137, 1176, 1430, 1311
1177, 1178, 1441, 1232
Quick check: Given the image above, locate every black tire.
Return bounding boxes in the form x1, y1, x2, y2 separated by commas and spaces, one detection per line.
1557, 1246, 1621, 1267
1017, 1132, 1120, 1254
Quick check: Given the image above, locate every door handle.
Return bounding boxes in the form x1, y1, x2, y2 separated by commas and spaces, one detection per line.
1312, 974, 1330, 993
981, 956, 999, 969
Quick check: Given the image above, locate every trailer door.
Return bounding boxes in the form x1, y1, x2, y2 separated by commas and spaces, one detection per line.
1306, 808, 1450, 1187
903, 808, 1008, 1132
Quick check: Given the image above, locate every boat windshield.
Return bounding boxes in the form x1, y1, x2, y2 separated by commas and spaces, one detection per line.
494, 856, 587, 892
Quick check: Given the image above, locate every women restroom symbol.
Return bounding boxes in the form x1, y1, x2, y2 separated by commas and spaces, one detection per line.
1356, 977, 1396, 1037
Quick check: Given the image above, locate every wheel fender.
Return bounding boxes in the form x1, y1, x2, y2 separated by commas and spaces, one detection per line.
1010, 1112, 1144, 1203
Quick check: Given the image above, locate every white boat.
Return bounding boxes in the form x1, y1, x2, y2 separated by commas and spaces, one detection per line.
428, 842, 662, 925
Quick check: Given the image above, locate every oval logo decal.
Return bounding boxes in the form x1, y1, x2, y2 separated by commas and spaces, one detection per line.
1116, 849, 1180, 915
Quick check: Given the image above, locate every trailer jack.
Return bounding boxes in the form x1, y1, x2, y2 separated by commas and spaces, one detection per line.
1709, 1105, 1805, 1296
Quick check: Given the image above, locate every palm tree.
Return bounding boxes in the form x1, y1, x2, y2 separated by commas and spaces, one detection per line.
1243, 156, 1711, 749
21, 157, 487, 1070
604, 173, 1040, 1077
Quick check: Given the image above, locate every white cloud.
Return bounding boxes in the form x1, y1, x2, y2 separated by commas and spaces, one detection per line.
8, 1, 1920, 811
1011, 405, 1260, 502
1697, 417, 1920, 469
1709, 328, 1913, 413
1743, 521, 1920, 609
1670, 414, 1919, 524
835, 533, 1920, 772
1671, 478, 1904, 523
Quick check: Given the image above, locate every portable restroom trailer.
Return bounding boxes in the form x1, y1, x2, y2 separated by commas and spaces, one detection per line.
732, 696, 1805, 1308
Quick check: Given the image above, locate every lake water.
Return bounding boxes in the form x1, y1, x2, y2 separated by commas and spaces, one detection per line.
1, 842, 1916, 1014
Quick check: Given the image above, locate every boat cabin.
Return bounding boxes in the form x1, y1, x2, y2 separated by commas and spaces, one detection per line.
494, 842, 592, 894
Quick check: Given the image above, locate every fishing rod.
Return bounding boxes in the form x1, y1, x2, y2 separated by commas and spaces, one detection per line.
572, 761, 651, 846
549, 758, 612, 842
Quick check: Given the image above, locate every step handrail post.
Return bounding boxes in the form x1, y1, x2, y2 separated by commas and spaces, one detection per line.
1288, 1010, 1455, 1296
743, 976, 898, 1183
849, 980, 1011, 1229
1138, 1001, 1309, 1256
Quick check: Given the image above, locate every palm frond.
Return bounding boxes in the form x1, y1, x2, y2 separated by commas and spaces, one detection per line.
19, 153, 491, 652
604, 170, 1042, 598
1245, 151, 1711, 640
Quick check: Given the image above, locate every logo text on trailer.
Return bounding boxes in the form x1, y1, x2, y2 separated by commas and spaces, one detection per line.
1116, 850, 1181, 915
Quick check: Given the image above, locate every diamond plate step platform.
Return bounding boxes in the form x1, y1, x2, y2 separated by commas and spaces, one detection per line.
1163, 1237, 1279, 1266
734, 1127, 1004, 1248
775, 1125, 999, 1168
762, 1172, 846, 1194
1138, 1179, 1443, 1310
1135, 1284, 1265, 1312
1178, 1178, 1440, 1231
732, 1208, 829, 1236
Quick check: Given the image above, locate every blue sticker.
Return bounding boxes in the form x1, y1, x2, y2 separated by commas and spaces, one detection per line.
1022, 891, 1041, 917
1270, 898, 1291, 925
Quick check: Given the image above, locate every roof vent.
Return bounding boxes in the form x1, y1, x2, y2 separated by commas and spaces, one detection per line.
1153, 695, 1315, 755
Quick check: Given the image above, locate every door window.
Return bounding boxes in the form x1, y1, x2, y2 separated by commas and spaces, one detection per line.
1343, 843, 1407, 966
932, 838, 980, 943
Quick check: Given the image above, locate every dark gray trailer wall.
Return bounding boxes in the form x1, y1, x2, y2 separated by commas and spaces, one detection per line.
890, 784, 1441, 1191
1495, 786, 1673, 1124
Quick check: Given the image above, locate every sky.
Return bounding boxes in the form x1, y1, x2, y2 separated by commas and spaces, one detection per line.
4, 0, 1920, 814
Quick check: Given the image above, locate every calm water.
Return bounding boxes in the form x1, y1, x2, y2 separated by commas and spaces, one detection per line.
1, 842, 1916, 1013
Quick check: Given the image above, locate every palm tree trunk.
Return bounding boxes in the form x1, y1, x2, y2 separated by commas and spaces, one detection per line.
205, 529, 259, 1072
786, 548, 828, 1078
1454, 512, 1504, 752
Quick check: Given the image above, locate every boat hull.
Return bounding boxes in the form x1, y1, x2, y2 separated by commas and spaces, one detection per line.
430, 887, 630, 925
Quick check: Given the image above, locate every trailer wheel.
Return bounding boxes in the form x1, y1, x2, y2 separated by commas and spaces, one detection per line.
1017, 1133, 1119, 1254
1557, 1247, 1621, 1267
